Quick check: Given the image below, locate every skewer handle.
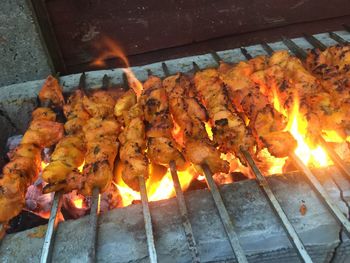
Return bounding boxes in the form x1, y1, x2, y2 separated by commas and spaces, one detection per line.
139, 176, 158, 263
40, 191, 62, 263
169, 161, 200, 263
87, 187, 100, 263
201, 164, 248, 263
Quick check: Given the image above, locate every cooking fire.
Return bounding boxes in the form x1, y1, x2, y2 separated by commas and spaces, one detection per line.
2, 35, 350, 262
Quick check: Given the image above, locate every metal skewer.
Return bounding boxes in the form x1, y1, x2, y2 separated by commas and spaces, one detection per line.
126, 70, 158, 263
240, 148, 313, 263
139, 175, 158, 263
303, 34, 326, 51
329, 32, 348, 45
161, 63, 201, 262
40, 191, 62, 263
282, 36, 307, 60
192, 61, 248, 263
261, 41, 274, 56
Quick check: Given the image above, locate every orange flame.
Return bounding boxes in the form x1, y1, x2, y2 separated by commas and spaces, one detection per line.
115, 165, 196, 207
92, 36, 143, 97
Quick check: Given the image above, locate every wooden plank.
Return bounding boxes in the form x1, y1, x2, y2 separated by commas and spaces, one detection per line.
66, 15, 350, 74
30, 0, 350, 74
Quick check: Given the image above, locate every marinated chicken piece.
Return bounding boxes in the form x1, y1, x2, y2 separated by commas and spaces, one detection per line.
83, 89, 116, 118
163, 73, 229, 174
63, 90, 90, 134
42, 136, 85, 185
31, 107, 57, 121
21, 119, 64, 148
194, 68, 255, 162
114, 90, 137, 118
81, 117, 120, 195
141, 76, 187, 170
38, 75, 65, 107
118, 103, 149, 191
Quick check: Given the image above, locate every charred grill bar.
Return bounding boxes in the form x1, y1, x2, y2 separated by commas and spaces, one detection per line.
1, 29, 350, 263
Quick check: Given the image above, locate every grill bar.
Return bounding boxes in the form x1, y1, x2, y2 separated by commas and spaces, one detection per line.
303, 34, 327, 51
291, 153, 350, 234
240, 148, 313, 263
161, 63, 201, 263
169, 161, 201, 263
329, 32, 348, 44
201, 163, 248, 263
40, 191, 62, 263
87, 187, 100, 262
139, 175, 158, 263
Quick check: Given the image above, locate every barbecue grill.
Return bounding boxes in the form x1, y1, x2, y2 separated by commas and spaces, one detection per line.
1, 2, 350, 263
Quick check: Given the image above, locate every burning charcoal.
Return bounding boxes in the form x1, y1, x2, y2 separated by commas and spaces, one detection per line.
61, 191, 89, 220
5, 134, 23, 159
6, 134, 23, 151
100, 184, 122, 213
187, 178, 207, 191
231, 172, 249, 182
25, 183, 53, 219
6, 210, 48, 234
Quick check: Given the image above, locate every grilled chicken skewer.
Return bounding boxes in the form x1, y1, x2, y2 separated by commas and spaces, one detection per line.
193, 65, 255, 164
218, 57, 297, 158
163, 73, 229, 174
42, 74, 89, 193
0, 76, 64, 224
80, 76, 121, 196
140, 75, 187, 171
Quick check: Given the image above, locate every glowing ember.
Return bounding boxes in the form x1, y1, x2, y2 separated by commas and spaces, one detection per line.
72, 197, 84, 209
